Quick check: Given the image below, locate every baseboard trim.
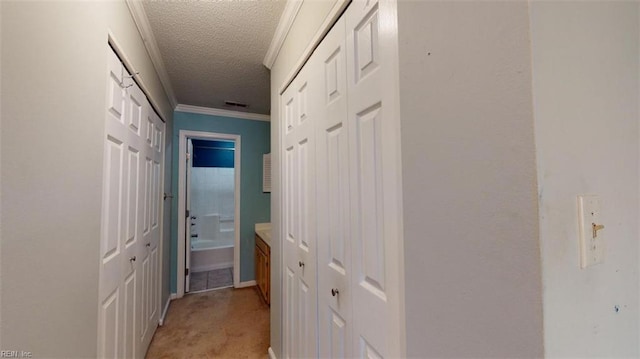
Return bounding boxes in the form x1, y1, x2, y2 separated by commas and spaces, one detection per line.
268, 347, 277, 359
235, 280, 257, 288
191, 261, 233, 273
158, 296, 172, 326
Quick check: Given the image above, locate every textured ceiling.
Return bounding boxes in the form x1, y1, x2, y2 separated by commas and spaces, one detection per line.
142, 0, 287, 115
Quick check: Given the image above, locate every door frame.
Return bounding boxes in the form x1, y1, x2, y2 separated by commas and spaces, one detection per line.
177, 130, 242, 298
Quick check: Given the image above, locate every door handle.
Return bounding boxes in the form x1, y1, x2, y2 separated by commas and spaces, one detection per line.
331, 288, 339, 297
298, 261, 305, 268
129, 256, 136, 262
146, 243, 151, 248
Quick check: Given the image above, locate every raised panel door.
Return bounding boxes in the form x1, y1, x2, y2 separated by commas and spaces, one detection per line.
140, 102, 164, 356
282, 82, 299, 359
282, 63, 318, 359
100, 47, 164, 359
345, 0, 404, 357
315, 15, 353, 359
100, 48, 145, 359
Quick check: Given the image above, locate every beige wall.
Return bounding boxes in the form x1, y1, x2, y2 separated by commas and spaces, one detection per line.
530, 2, 639, 356
268, 0, 338, 356
0, 0, 3, 349
397, 1, 544, 357
0, 1, 173, 357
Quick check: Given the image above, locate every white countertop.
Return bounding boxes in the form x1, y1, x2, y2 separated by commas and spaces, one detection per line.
255, 222, 271, 247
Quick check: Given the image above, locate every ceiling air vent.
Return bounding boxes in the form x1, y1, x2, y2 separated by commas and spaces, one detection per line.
224, 100, 249, 108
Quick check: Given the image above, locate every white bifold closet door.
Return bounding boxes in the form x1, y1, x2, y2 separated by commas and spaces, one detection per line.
99, 47, 164, 359
344, 0, 404, 356
282, 53, 319, 358
315, 15, 353, 359
282, 0, 404, 357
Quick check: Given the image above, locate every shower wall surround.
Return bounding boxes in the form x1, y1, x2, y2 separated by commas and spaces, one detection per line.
191, 167, 235, 220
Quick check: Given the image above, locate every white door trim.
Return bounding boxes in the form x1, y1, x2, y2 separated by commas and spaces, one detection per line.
177, 130, 242, 298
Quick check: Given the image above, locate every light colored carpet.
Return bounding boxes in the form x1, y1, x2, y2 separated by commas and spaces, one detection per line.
146, 287, 270, 359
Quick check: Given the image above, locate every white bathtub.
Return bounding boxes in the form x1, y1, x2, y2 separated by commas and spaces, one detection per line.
191, 234, 234, 272
191, 235, 234, 251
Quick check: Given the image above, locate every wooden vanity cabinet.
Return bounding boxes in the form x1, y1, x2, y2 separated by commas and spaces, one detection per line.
255, 234, 270, 305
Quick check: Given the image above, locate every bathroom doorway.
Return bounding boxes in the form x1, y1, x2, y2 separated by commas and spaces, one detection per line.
177, 130, 241, 296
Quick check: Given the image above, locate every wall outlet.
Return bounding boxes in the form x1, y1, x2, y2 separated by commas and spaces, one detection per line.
578, 195, 604, 268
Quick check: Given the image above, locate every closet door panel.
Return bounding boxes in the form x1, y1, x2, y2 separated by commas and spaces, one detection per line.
296, 68, 319, 359
122, 69, 145, 359
282, 83, 299, 359
100, 47, 165, 359
346, 0, 404, 357
100, 49, 133, 359
99, 289, 120, 358
123, 271, 137, 359
141, 107, 163, 355
316, 16, 353, 359
283, 266, 297, 358
282, 61, 319, 358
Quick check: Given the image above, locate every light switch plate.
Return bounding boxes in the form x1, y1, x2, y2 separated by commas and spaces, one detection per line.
578, 195, 604, 268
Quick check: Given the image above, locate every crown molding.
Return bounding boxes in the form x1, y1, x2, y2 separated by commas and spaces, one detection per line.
263, 0, 304, 70
125, 0, 178, 108
176, 104, 271, 122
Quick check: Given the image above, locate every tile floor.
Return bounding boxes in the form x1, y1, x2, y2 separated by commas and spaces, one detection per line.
190, 268, 233, 292
146, 287, 270, 358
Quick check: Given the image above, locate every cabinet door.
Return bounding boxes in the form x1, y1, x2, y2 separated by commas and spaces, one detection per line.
282, 62, 319, 359
345, 0, 404, 357
255, 241, 263, 299
316, 16, 353, 359
265, 248, 270, 305
256, 245, 268, 303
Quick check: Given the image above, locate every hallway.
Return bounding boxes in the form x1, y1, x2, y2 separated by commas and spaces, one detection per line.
146, 288, 269, 358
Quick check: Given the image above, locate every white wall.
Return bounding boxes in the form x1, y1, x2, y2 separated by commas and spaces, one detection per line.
397, 1, 544, 357
530, 2, 640, 357
1, 1, 173, 357
268, 0, 339, 356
